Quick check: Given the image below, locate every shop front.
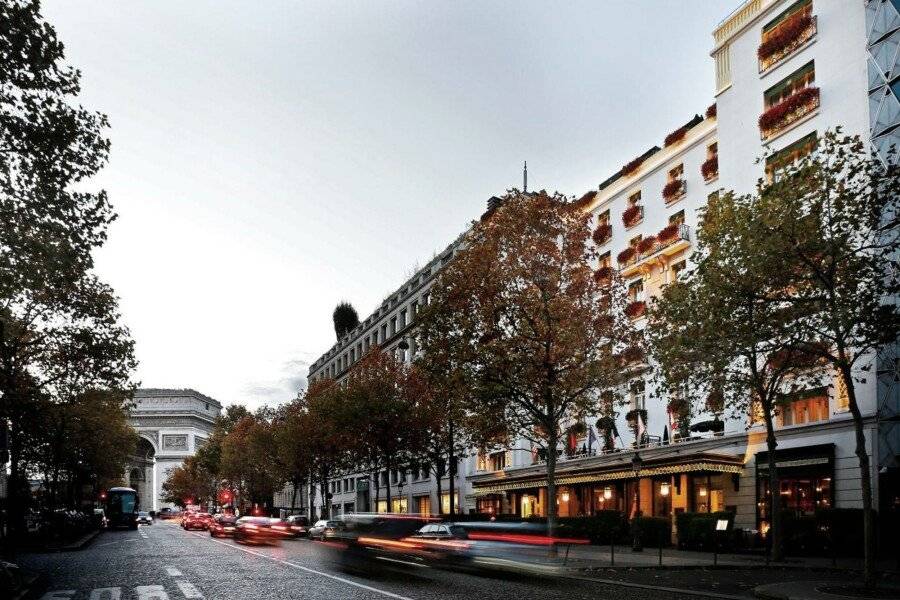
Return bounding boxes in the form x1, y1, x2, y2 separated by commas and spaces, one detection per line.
471, 452, 745, 539
755, 443, 835, 535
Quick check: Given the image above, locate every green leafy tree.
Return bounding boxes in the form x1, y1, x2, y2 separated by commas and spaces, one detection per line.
757, 131, 900, 585
648, 190, 816, 562
422, 190, 637, 547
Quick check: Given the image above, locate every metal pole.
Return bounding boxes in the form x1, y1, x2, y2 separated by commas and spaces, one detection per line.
611, 535, 615, 566
659, 529, 663, 566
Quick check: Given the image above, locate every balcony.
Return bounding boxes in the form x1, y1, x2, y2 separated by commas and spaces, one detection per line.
701, 156, 719, 182
620, 223, 691, 278
759, 86, 819, 140
592, 222, 612, 246
625, 299, 647, 320
622, 204, 643, 228
758, 14, 817, 74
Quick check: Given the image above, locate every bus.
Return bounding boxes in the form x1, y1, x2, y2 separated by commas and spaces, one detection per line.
105, 487, 139, 530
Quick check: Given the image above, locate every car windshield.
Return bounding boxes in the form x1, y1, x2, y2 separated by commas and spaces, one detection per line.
238, 517, 270, 525
138, 512, 149, 517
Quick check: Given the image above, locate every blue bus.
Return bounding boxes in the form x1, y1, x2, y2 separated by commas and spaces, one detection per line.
105, 487, 139, 530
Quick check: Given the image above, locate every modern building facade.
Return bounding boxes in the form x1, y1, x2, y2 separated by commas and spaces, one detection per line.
301, 0, 900, 538
125, 388, 222, 512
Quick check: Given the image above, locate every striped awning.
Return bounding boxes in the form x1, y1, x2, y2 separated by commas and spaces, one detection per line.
472, 460, 743, 496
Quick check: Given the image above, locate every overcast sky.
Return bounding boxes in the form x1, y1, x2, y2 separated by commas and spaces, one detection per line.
42, 0, 737, 409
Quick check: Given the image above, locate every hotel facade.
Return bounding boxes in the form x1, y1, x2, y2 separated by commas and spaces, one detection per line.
296, 0, 900, 539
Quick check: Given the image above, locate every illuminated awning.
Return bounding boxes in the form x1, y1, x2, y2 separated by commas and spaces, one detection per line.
472, 460, 744, 496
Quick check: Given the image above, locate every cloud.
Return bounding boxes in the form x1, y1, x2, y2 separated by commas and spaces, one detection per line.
241, 356, 310, 408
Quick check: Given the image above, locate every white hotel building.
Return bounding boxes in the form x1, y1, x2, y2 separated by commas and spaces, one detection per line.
299, 0, 900, 537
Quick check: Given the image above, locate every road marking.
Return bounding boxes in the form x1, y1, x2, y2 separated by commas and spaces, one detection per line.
40, 592, 75, 600
89, 588, 122, 600
187, 531, 414, 600
165, 566, 183, 577
176, 582, 204, 599
135, 585, 170, 600
139, 528, 149, 539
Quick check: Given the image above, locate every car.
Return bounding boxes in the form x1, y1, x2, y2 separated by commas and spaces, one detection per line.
182, 512, 212, 531
307, 519, 342, 541
412, 523, 468, 541
328, 514, 433, 572
267, 517, 303, 539
209, 515, 239, 538
233, 516, 279, 545
136, 511, 153, 526
286, 515, 310, 537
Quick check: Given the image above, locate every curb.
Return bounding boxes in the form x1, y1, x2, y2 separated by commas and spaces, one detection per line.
557, 571, 749, 600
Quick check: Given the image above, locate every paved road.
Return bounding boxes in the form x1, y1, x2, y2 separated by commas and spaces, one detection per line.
19, 521, 706, 600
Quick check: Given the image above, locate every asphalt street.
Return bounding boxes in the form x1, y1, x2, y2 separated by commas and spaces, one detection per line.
18, 521, 708, 600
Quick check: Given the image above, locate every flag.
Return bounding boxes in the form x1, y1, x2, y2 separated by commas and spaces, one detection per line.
588, 425, 597, 453
636, 412, 646, 446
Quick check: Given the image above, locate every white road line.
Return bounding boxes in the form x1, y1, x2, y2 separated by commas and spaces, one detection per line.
89, 587, 122, 600
165, 566, 182, 577
135, 585, 170, 600
176, 582, 204, 599
40, 591, 75, 600
186, 531, 415, 600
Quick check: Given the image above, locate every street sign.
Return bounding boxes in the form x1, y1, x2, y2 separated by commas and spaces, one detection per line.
715, 519, 729, 531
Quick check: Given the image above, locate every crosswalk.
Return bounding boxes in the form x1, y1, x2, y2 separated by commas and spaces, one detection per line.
40, 565, 204, 600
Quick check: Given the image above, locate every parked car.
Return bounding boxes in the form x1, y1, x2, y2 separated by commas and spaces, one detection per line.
182, 512, 212, 531
234, 517, 279, 545
308, 519, 342, 541
209, 515, 239, 538
412, 523, 468, 541
137, 511, 153, 526
268, 517, 301, 539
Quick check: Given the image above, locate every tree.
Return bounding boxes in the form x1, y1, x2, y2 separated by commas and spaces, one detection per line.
757, 131, 900, 585
332, 302, 359, 340
271, 401, 315, 513
301, 379, 348, 518
161, 456, 217, 508
343, 348, 420, 513
218, 410, 282, 513
0, 0, 134, 543
422, 190, 637, 546
648, 189, 816, 562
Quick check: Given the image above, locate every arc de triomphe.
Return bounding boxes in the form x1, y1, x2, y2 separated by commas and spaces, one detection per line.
125, 389, 222, 512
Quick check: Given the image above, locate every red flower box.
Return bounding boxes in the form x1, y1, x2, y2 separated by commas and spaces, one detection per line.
621, 156, 645, 177
758, 86, 819, 134
617, 247, 636, 264
701, 156, 719, 181
620, 346, 644, 364
594, 265, 613, 283
592, 223, 612, 246
657, 223, 679, 242
575, 190, 597, 208
636, 236, 656, 254
758, 12, 813, 62
625, 300, 646, 318
664, 126, 687, 147
622, 204, 643, 227
662, 180, 684, 202
706, 103, 717, 119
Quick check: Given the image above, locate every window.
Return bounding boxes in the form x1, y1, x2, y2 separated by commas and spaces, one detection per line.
629, 235, 642, 249
778, 388, 829, 426
350, 348, 355, 363
706, 142, 717, 161
440, 492, 459, 514
597, 209, 610, 225
628, 190, 641, 206
489, 451, 507, 471
476, 452, 487, 471
598, 251, 611, 269
357, 343, 362, 359
765, 61, 815, 108
667, 163, 684, 182
630, 379, 646, 410
364, 336, 370, 352
834, 372, 849, 411
381, 324, 387, 341
628, 279, 644, 302
390, 317, 397, 336
765, 131, 817, 181
670, 259, 687, 281
669, 210, 685, 225
399, 309, 407, 329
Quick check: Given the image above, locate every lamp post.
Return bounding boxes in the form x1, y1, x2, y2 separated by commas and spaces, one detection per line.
632, 452, 643, 552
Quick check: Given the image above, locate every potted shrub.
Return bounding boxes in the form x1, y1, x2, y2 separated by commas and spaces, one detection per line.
758, 87, 820, 135
592, 223, 612, 246
617, 247, 636, 264
757, 12, 814, 63
662, 180, 685, 203
594, 265, 613, 283
622, 204, 643, 227
619, 345, 644, 365
625, 300, 646, 319
701, 155, 719, 181
625, 408, 647, 423
657, 223, 679, 243
706, 103, 717, 119
664, 126, 687, 147
621, 156, 645, 177
636, 236, 656, 254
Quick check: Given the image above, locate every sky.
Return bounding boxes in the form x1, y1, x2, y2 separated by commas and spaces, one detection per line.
41, 0, 737, 410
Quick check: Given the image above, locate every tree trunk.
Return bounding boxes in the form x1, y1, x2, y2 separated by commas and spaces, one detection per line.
373, 471, 380, 513
434, 459, 445, 516
762, 403, 783, 562
546, 425, 559, 558
448, 420, 455, 516
840, 362, 877, 588
385, 456, 393, 513
290, 478, 299, 511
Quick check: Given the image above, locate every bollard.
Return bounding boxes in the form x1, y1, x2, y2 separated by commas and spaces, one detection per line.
658, 529, 663, 566
713, 536, 718, 567
564, 543, 571, 565
610, 537, 615, 566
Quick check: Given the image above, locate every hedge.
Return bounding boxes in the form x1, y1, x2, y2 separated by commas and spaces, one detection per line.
676, 511, 734, 550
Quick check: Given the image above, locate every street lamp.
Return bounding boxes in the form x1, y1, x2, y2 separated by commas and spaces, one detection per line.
631, 452, 643, 552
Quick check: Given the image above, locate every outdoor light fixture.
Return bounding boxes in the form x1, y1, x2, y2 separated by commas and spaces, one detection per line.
660, 482, 670, 496
699, 486, 707, 497
604, 486, 612, 499
398, 340, 410, 351
561, 491, 570, 502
